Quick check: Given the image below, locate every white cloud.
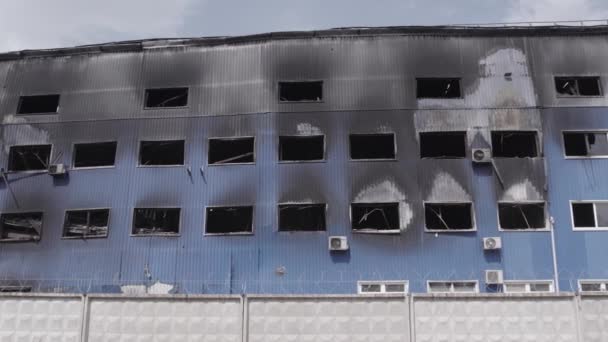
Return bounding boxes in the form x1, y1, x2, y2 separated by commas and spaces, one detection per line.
506, 0, 608, 22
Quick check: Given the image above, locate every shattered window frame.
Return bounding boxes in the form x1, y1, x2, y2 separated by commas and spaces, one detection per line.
62, 208, 110, 239
562, 131, 608, 158
554, 76, 602, 97
579, 280, 608, 293
570, 200, 608, 231
17, 94, 61, 115
416, 77, 463, 99
278, 81, 324, 103
204, 205, 255, 235
497, 201, 547, 231
423, 202, 476, 232
491, 130, 540, 158
427, 280, 479, 293
349, 133, 397, 161
7, 144, 53, 173
207, 136, 256, 166
278, 135, 326, 163
143, 87, 189, 109
503, 280, 554, 293
0, 212, 43, 243
137, 139, 185, 167
72, 141, 118, 169
278, 203, 327, 232
419, 131, 467, 159
357, 281, 409, 295
351, 202, 401, 234
131, 207, 181, 237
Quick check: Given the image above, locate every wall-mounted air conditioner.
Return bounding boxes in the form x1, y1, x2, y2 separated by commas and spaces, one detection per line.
485, 270, 504, 285
472, 148, 492, 163
48, 163, 67, 176
329, 236, 348, 251
483, 237, 502, 251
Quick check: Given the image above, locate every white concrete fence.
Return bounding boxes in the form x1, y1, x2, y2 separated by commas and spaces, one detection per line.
0, 293, 606, 342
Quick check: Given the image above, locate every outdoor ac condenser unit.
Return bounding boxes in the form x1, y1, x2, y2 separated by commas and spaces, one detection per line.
329, 236, 349, 251
48, 163, 67, 176
483, 237, 502, 250
472, 148, 492, 163
485, 270, 504, 285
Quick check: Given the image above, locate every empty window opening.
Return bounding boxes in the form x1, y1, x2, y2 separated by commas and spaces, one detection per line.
0, 286, 32, 293
132, 208, 180, 235
17, 94, 60, 114
555, 77, 601, 96
8, 145, 51, 171
427, 281, 478, 293
358, 281, 408, 294
419, 132, 466, 158
417, 78, 461, 98
279, 81, 323, 102
491, 131, 538, 158
424, 203, 473, 231
208, 137, 254, 165
351, 203, 400, 232
0, 212, 42, 242
278, 204, 326, 231
73, 142, 117, 168
579, 280, 608, 292
564, 132, 608, 157
279, 136, 324, 161
139, 140, 184, 166
63, 209, 109, 238
349, 134, 396, 160
206, 206, 253, 234
572, 202, 608, 229
503, 281, 553, 293
144, 88, 188, 108
498, 203, 545, 230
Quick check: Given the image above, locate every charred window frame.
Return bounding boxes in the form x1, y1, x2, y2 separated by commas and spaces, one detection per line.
424, 202, 475, 232
358, 281, 408, 294
7, 144, 52, 172
555, 76, 602, 97
205, 206, 254, 235
144, 87, 189, 108
427, 281, 479, 293
503, 280, 554, 293
416, 78, 462, 99
138, 140, 185, 166
62, 209, 110, 239
491, 131, 539, 158
17, 94, 60, 114
278, 135, 325, 162
563, 131, 608, 158
278, 203, 326, 232
419, 131, 467, 159
570, 201, 608, 230
349, 133, 396, 160
278, 81, 323, 102
579, 280, 608, 293
132, 208, 180, 236
0, 212, 43, 242
351, 203, 400, 233
208, 137, 255, 165
498, 202, 547, 231
72, 141, 117, 169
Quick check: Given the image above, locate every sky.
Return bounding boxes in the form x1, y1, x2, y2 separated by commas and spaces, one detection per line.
0, 0, 607, 52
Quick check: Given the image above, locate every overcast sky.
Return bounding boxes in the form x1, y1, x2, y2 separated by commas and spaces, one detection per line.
0, 0, 607, 52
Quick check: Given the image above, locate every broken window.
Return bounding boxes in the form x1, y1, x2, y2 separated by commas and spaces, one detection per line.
419, 132, 466, 158
572, 202, 608, 229
417, 78, 461, 98
208, 137, 254, 165
580, 280, 608, 293
427, 281, 478, 293
0, 212, 42, 242
424, 203, 473, 231
498, 202, 546, 230
491, 131, 538, 158
279, 81, 323, 102
555, 77, 601, 96
63, 209, 109, 238
351, 203, 400, 232
358, 281, 408, 294
144, 88, 188, 108
17, 94, 60, 114
349, 134, 396, 160
8, 145, 52, 171
278, 204, 326, 231
503, 281, 553, 293
563, 132, 608, 157
205, 206, 253, 234
279, 135, 324, 161
132, 208, 180, 235
139, 140, 184, 166
73, 142, 117, 168
0, 286, 32, 293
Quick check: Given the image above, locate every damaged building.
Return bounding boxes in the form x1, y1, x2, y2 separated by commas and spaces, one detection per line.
0, 24, 608, 297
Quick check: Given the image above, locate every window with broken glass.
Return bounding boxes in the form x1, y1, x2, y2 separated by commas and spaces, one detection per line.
349, 134, 396, 160
419, 132, 466, 158
0, 212, 43, 242
208, 137, 255, 165
427, 281, 478, 293
351, 203, 400, 233
73, 142, 117, 168
8, 145, 52, 171
416, 78, 461, 98
138, 140, 184, 166
498, 202, 546, 230
144, 88, 188, 108
205, 206, 253, 234
278, 135, 324, 162
571, 201, 608, 230
63, 209, 109, 238
555, 77, 602, 97
563, 132, 608, 157
491, 131, 538, 158
424, 203, 474, 231
579, 280, 608, 293
278, 204, 326, 231
132, 208, 180, 236
279, 81, 323, 102
17, 94, 60, 114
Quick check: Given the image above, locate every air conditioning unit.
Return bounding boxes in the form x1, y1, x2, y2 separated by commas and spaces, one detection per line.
48, 163, 67, 176
472, 148, 492, 163
329, 236, 349, 251
483, 237, 502, 250
485, 270, 504, 285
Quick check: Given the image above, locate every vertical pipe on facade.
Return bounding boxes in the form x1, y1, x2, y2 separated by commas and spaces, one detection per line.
241, 294, 249, 342
549, 217, 560, 292
408, 295, 416, 342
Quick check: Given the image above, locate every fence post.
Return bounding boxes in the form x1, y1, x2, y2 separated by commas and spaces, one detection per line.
79, 295, 90, 342
408, 295, 416, 342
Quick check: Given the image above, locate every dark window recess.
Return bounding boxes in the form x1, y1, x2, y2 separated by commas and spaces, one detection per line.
73, 142, 117, 168
206, 206, 253, 234
352, 203, 400, 231
420, 132, 466, 158
0, 286, 32, 293
498, 203, 545, 229
8, 145, 52, 171
279, 204, 326, 231
572, 203, 596, 228
349, 134, 396, 160
63, 209, 109, 238
425, 203, 473, 230
564, 132, 608, 157
417, 78, 461, 98
279, 81, 323, 102
555, 77, 601, 96
17, 94, 60, 114
139, 140, 184, 166
279, 136, 324, 161
208, 138, 254, 164
145, 88, 188, 108
132, 208, 180, 235
491, 131, 538, 158
0, 212, 42, 242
